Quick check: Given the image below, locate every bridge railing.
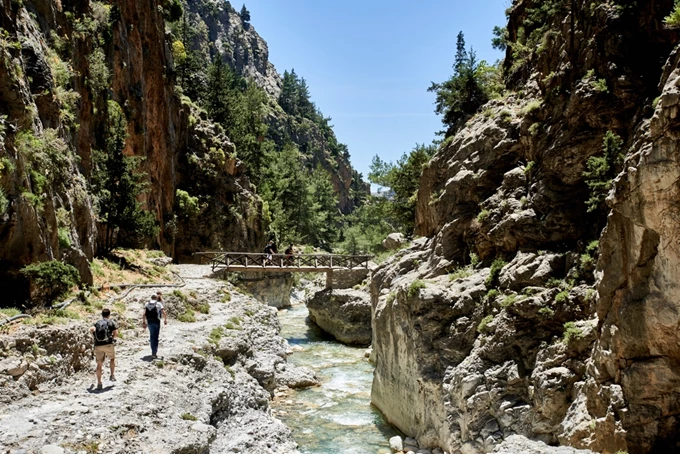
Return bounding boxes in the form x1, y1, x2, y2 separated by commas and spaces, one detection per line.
194, 252, 373, 272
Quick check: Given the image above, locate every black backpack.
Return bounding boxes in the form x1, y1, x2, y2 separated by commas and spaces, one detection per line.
94, 319, 111, 343
145, 303, 160, 323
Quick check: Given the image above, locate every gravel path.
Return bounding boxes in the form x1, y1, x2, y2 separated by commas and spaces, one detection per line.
0, 265, 301, 454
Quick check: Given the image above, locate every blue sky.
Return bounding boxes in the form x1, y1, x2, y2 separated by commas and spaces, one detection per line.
245, 0, 510, 181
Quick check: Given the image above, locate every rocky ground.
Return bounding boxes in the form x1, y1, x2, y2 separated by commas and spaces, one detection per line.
0, 265, 317, 454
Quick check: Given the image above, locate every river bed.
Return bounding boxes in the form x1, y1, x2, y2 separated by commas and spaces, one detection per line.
274, 303, 399, 454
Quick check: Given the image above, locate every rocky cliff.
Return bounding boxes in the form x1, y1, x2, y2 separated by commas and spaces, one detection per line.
0, 0, 268, 301
371, 1, 680, 453
180, 0, 366, 213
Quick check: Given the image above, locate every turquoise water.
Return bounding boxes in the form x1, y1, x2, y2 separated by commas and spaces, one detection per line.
274, 303, 399, 454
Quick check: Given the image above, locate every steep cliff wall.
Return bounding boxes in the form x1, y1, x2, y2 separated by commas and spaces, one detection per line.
0, 0, 97, 304
0, 0, 264, 301
371, 1, 680, 453
578, 45, 680, 454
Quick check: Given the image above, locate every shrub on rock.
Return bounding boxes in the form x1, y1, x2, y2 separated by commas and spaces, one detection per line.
20, 260, 80, 307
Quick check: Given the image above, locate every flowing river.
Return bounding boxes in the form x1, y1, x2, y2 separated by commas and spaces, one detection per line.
274, 302, 399, 454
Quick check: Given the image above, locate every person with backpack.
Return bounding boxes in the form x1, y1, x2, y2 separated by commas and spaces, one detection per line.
89, 308, 118, 390
284, 243, 295, 265
264, 240, 277, 265
142, 293, 167, 359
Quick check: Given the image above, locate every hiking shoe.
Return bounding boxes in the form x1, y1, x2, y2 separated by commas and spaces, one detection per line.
151, 354, 158, 359
96, 383, 103, 390
109, 375, 116, 382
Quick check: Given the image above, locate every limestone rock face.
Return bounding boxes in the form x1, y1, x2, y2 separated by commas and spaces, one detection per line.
173, 104, 264, 261
577, 44, 680, 453
370, 2, 680, 453
0, 0, 265, 298
493, 435, 594, 454
307, 288, 372, 346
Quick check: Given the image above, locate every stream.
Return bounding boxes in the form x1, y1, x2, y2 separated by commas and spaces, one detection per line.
274, 302, 399, 454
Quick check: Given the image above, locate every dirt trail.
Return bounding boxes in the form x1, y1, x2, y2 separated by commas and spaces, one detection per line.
0, 265, 301, 454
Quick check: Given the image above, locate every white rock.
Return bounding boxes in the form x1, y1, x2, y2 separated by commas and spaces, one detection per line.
191, 422, 213, 433
382, 233, 406, 250
389, 435, 403, 452
40, 446, 65, 454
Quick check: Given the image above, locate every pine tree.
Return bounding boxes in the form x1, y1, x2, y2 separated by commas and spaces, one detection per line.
240, 4, 250, 23
279, 70, 299, 115
428, 31, 492, 134
92, 101, 157, 252
305, 167, 340, 249
296, 76, 314, 119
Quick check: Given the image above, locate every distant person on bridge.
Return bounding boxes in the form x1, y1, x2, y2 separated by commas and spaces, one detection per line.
284, 244, 295, 265
264, 240, 277, 264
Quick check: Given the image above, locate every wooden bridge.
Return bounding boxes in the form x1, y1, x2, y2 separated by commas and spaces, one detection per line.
194, 252, 373, 273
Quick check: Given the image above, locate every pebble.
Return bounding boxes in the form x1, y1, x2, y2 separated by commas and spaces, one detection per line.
404, 437, 418, 447
40, 446, 65, 454
389, 435, 403, 452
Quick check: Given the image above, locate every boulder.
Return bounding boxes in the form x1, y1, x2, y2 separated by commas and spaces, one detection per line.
275, 363, 319, 389
499, 251, 564, 290
306, 289, 372, 346
382, 233, 406, 250
149, 256, 173, 267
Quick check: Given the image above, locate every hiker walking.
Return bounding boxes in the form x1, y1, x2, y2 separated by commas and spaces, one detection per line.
284, 243, 295, 265
142, 292, 167, 359
264, 240, 277, 265
90, 308, 118, 390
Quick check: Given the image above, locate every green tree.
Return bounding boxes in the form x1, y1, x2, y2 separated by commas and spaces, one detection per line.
240, 4, 251, 23
491, 26, 508, 51
304, 167, 340, 248
175, 12, 208, 101
583, 131, 624, 212
428, 31, 494, 134
368, 143, 436, 234
92, 101, 157, 252
336, 197, 394, 255
260, 144, 342, 249
205, 53, 269, 183
162, 0, 183, 22
260, 144, 309, 244
21, 261, 80, 306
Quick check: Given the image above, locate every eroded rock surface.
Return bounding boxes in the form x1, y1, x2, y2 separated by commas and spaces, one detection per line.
0, 265, 315, 453
370, 2, 680, 453
307, 288, 372, 346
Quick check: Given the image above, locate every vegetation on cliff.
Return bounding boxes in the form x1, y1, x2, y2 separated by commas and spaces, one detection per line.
0, 0, 373, 306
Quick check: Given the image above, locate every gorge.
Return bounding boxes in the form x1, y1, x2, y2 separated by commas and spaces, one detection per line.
3, 0, 680, 453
